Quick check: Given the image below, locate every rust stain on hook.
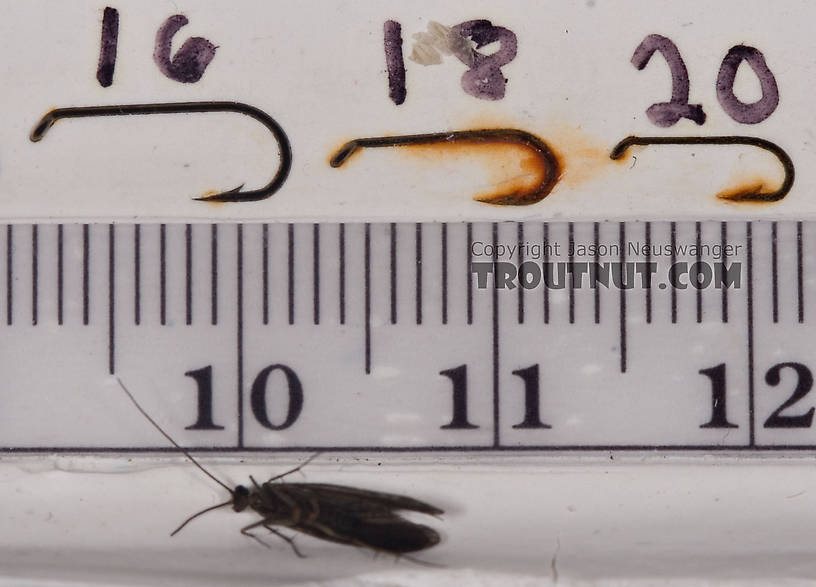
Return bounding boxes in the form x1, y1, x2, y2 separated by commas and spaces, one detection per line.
30, 102, 292, 203
330, 129, 562, 205
610, 135, 794, 202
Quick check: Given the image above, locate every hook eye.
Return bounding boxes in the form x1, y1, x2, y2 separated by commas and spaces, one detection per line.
330, 129, 562, 205
31, 102, 292, 203
610, 135, 794, 202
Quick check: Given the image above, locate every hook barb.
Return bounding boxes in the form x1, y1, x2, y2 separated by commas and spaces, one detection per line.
330, 129, 561, 206
610, 135, 794, 202
31, 102, 292, 203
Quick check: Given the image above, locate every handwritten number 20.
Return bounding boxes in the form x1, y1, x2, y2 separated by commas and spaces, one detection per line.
633, 34, 779, 125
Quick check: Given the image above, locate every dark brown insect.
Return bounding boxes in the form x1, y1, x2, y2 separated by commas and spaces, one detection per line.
117, 379, 443, 558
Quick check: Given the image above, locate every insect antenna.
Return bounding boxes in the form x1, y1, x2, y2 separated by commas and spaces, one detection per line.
116, 377, 233, 494
170, 499, 234, 536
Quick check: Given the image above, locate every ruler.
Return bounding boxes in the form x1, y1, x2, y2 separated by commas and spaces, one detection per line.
1, 219, 812, 453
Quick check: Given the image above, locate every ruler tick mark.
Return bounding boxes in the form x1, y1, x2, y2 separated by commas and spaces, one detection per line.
339, 223, 346, 325
467, 223, 473, 325
721, 222, 729, 324
746, 222, 756, 447
390, 223, 397, 325
57, 224, 63, 325
644, 222, 652, 324
365, 223, 372, 374
696, 222, 703, 323
108, 224, 115, 374
517, 223, 525, 324
670, 222, 677, 324
237, 224, 245, 448
262, 224, 269, 325
134, 225, 141, 326
415, 223, 423, 325
568, 222, 575, 324
288, 223, 295, 325
771, 221, 779, 323
31, 225, 38, 326
211, 224, 218, 326
82, 224, 89, 326
442, 223, 448, 325
313, 224, 320, 325
797, 221, 804, 323
619, 222, 627, 373
492, 223, 500, 447
159, 224, 167, 326
542, 223, 549, 324
185, 224, 192, 326
5, 226, 10, 326
594, 222, 600, 324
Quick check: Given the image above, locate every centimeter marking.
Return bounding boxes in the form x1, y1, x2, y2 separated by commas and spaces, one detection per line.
0, 220, 808, 453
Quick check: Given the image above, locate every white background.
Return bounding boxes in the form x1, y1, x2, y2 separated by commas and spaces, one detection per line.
0, 0, 811, 221
1, 2, 815, 585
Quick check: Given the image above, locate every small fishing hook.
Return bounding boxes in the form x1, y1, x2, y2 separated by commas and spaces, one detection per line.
610, 135, 794, 202
31, 102, 292, 203
330, 129, 561, 205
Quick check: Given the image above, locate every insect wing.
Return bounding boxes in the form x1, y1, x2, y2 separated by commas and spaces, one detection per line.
261, 483, 442, 554
294, 509, 441, 554
282, 483, 443, 516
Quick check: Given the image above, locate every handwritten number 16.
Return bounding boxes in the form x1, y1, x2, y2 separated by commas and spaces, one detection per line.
634, 34, 779, 126
97, 7, 217, 87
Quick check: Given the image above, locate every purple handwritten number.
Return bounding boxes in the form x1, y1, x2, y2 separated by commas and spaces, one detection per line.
154, 15, 217, 83
631, 34, 706, 127
96, 7, 119, 87
717, 45, 779, 124
384, 20, 407, 105
452, 20, 518, 101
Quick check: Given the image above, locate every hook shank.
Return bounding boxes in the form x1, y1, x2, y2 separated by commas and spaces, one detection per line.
331, 129, 561, 205
610, 135, 794, 202
31, 102, 292, 203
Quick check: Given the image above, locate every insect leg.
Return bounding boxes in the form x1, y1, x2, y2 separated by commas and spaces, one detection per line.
240, 521, 275, 550
263, 524, 306, 558
241, 520, 305, 557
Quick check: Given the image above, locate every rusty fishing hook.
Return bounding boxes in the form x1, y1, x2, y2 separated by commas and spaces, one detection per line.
330, 129, 562, 205
610, 135, 794, 202
30, 102, 292, 203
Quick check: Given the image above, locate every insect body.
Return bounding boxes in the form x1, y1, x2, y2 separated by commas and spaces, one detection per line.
117, 379, 442, 558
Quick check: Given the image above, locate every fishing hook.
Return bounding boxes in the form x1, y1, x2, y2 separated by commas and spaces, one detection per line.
610, 135, 794, 202
31, 102, 292, 203
330, 129, 562, 205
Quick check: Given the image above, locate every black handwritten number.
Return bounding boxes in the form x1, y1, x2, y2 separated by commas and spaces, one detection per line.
384, 21, 407, 105
512, 365, 551, 429
699, 364, 738, 429
451, 20, 518, 101
154, 15, 217, 83
440, 365, 478, 429
764, 362, 814, 429
631, 34, 706, 127
250, 364, 304, 431
185, 366, 225, 430
96, 7, 119, 87
717, 45, 779, 124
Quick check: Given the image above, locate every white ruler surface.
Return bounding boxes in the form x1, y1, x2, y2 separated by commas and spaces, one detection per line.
0, 220, 812, 453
